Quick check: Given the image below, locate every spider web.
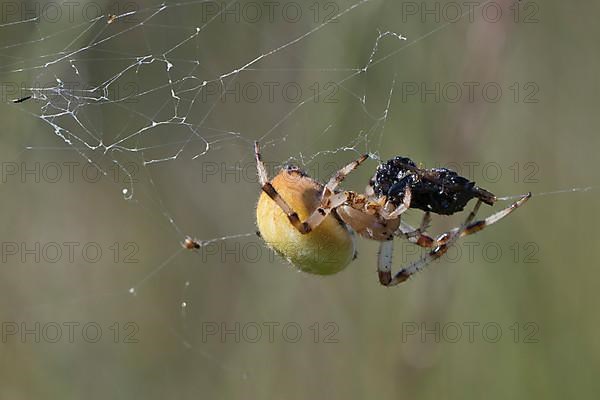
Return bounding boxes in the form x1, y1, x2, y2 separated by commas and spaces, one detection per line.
2, 1, 412, 272
1, 0, 594, 395
1, 0, 415, 384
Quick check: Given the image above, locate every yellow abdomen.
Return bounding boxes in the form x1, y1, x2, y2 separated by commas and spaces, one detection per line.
256, 170, 355, 275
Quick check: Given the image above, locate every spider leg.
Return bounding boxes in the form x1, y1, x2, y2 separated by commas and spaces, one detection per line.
377, 240, 394, 285
265, 190, 350, 234
378, 199, 482, 286
388, 185, 529, 249
306, 152, 369, 229
446, 192, 532, 239
381, 192, 530, 286
396, 212, 437, 247
302, 192, 352, 231
423, 192, 531, 246
420, 212, 432, 231
255, 141, 311, 232
323, 153, 369, 194
379, 186, 412, 219
255, 141, 352, 234
398, 190, 531, 248
254, 141, 269, 186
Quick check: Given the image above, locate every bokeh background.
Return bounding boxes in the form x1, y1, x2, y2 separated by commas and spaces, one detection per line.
1, 0, 599, 398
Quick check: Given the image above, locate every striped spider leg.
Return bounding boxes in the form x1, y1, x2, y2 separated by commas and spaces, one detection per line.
254, 141, 369, 234
377, 193, 531, 286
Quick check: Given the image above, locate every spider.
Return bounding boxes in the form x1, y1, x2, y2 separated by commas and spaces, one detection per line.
254, 142, 531, 286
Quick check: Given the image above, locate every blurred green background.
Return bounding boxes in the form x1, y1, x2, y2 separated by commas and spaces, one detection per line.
1, 0, 599, 398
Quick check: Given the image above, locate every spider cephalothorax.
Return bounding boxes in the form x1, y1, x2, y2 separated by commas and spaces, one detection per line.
254, 142, 531, 286
371, 156, 496, 215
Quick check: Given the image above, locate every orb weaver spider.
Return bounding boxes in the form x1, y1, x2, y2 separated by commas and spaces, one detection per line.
254, 142, 531, 286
